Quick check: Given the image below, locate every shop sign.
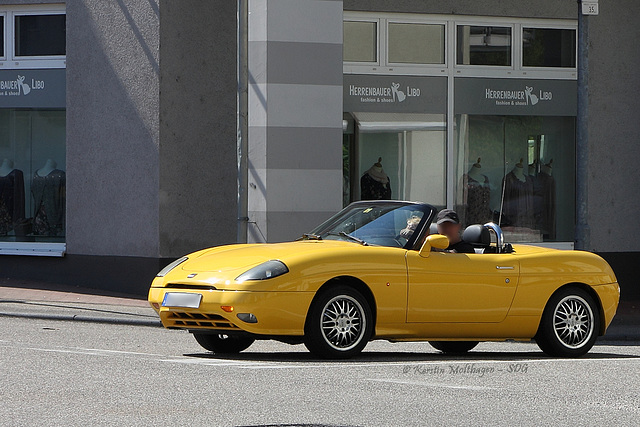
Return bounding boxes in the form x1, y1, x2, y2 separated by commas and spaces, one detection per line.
0, 69, 66, 108
455, 78, 577, 116
344, 74, 447, 114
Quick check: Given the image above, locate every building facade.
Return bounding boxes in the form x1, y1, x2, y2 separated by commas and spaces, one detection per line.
0, 0, 638, 299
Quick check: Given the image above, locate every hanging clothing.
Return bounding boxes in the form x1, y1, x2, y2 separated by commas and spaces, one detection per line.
31, 169, 66, 236
535, 173, 556, 239
0, 169, 26, 235
502, 171, 535, 229
461, 173, 491, 226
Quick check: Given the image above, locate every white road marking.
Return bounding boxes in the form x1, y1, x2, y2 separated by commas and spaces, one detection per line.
366, 378, 496, 391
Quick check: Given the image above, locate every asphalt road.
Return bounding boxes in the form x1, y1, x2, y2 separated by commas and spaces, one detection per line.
1, 316, 639, 426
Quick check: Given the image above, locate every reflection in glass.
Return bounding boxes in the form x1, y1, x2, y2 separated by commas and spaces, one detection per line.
454, 115, 575, 242
0, 110, 66, 242
343, 21, 377, 62
523, 28, 576, 68
346, 113, 446, 208
388, 23, 445, 64
457, 25, 511, 66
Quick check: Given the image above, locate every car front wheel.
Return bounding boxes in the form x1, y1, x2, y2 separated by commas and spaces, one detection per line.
304, 285, 373, 359
192, 333, 255, 354
535, 287, 600, 357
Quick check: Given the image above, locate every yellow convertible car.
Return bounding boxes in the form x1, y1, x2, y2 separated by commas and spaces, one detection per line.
149, 201, 619, 359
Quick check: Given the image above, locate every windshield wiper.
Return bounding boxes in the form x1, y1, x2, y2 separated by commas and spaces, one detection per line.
299, 233, 322, 241
328, 232, 368, 246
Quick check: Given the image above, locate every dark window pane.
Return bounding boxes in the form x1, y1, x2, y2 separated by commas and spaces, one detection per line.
457, 25, 511, 66
15, 14, 66, 57
523, 28, 576, 68
0, 16, 4, 57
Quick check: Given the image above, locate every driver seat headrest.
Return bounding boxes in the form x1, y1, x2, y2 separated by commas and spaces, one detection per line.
462, 224, 491, 247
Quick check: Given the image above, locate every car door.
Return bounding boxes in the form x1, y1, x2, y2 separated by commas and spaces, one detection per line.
405, 250, 519, 323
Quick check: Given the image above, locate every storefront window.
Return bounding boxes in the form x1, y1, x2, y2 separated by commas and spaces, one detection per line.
344, 21, 377, 62
347, 113, 446, 208
0, 109, 66, 242
15, 14, 66, 57
454, 115, 575, 242
457, 25, 512, 66
523, 28, 576, 68
388, 23, 445, 64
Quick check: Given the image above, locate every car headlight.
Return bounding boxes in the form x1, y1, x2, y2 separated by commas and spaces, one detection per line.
235, 260, 289, 282
156, 256, 188, 277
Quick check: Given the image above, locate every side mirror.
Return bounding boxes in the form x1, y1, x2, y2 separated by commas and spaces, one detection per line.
419, 234, 449, 257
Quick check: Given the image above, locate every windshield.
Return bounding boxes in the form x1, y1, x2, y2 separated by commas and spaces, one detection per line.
306, 202, 435, 248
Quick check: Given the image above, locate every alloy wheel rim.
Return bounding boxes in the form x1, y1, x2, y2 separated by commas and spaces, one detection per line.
321, 295, 366, 351
553, 295, 594, 349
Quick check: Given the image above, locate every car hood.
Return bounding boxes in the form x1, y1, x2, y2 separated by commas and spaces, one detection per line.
182, 240, 359, 273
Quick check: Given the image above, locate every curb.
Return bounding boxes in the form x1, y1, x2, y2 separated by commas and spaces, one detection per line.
0, 311, 162, 328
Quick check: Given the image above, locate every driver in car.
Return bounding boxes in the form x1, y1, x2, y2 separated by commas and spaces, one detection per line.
436, 209, 475, 254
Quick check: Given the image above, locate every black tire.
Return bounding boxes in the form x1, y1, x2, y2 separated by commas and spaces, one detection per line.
192, 333, 255, 354
429, 341, 479, 354
535, 287, 600, 357
304, 285, 374, 359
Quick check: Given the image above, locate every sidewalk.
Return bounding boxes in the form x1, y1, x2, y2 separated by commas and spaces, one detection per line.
0, 281, 161, 327
0, 281, 638, 341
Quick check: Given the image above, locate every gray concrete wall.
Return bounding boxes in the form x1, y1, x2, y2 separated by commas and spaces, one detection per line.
158, 0, 238, 257
66, 0, 160, 257
588, 1, 640, 253
247, 0, 344, 243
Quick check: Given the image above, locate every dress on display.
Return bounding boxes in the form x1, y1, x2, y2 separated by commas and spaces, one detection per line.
502, 171, 535, 229
461, 173, 491, 225
31, 169, 66, 236
0, 169, 25, 235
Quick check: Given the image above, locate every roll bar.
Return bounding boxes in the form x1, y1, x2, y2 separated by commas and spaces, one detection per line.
483, 222, 504, 254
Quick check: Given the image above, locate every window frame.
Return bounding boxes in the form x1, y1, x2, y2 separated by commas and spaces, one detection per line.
520, 24, 578, 71
454, 22, 515, 70
344, 12, 577, 80
0, 4, 66, 70
385, 18, 448, 69
343, 18, 381, 67
0, 13, 6, 61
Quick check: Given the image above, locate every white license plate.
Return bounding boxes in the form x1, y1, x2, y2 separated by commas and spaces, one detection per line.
162, 292, 203, 309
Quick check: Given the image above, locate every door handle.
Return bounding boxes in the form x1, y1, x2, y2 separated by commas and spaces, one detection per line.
496, 266, 514, 270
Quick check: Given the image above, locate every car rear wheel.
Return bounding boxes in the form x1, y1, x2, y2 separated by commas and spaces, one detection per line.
429, 341, 479, 354
192, 333, 255, 354
304, 285, 373, 359
535, 287, 600, 357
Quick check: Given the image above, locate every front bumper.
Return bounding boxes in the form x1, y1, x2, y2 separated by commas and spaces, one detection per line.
148, 286, 315, 336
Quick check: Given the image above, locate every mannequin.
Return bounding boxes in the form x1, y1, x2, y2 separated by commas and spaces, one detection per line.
37, 159, 57, 177
0, 159, 14, 177
512, 158, 526, 182
461, 157, 491, 225
467, 157, 484, 182
360, 157, 391, 200
541, 159, 553, 176
528, 159, 538, 176
0, 159, 25, 235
